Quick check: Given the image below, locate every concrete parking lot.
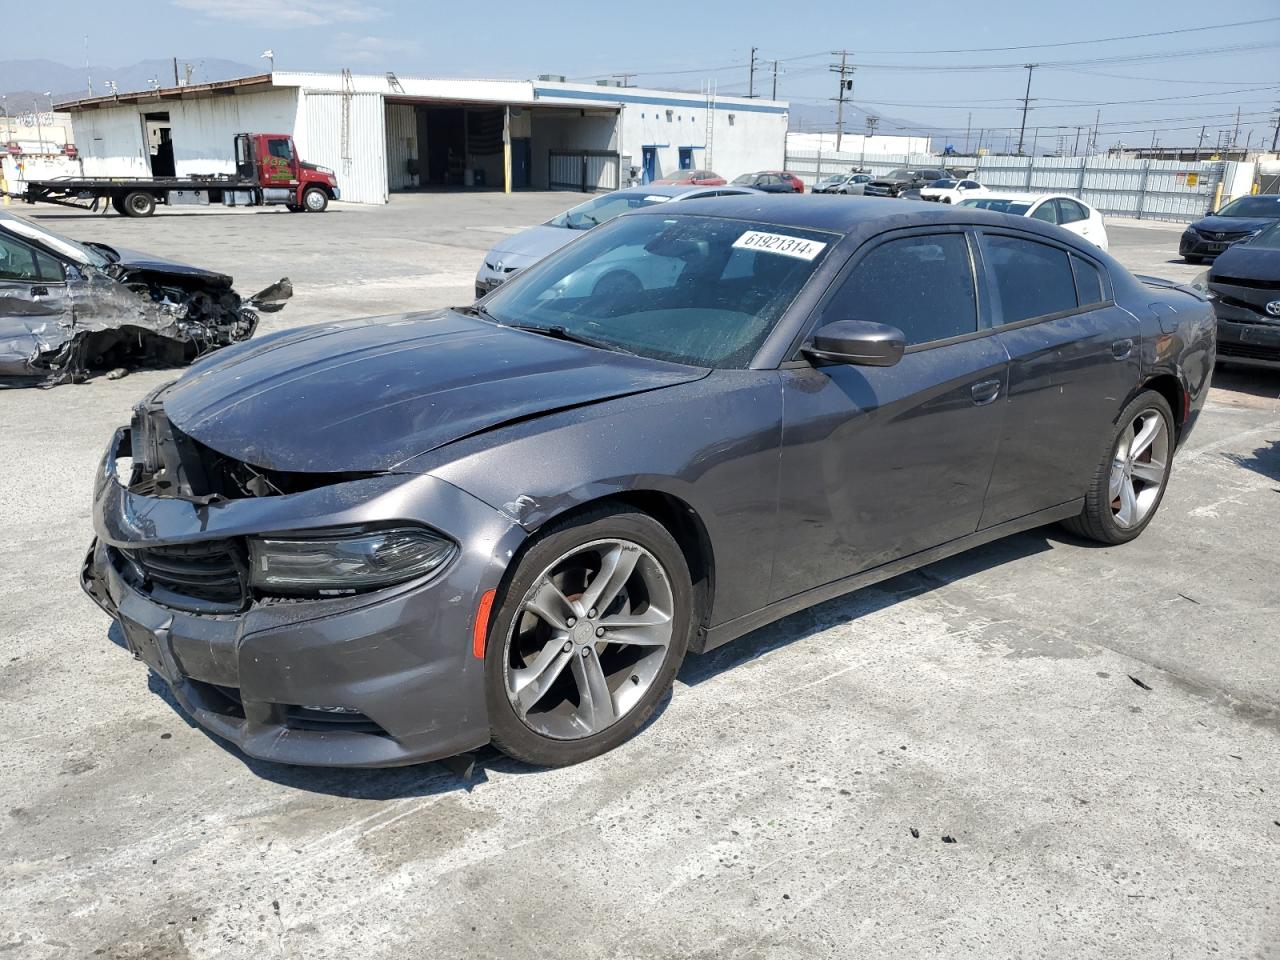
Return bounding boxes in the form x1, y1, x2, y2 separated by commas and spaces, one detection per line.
1, 194, 1276, 960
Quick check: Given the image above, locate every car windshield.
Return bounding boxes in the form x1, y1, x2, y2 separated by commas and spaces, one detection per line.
478, 214, 836, 368
1214, 195, 1280, 218
731, 173, 756, 184
816, 175, 844, 187
0, 216, 113, 268
886, 169, 912, 179
930, 179, 958, 188
919, 170, 945, 180
957, 198, 1033, 215
547, 192, 670, 230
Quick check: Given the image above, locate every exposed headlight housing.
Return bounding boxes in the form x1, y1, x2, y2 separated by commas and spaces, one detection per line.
1189, 269, 1211, 294
248, 527, 456, 596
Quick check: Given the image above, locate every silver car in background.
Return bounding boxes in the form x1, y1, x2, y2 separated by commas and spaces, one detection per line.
474, 184, 758, 298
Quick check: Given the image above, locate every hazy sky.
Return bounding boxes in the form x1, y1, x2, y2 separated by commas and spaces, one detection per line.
30, 0, 1280, 149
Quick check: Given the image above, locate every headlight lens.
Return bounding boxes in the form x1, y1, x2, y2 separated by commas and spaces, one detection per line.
248, 527, 456, 596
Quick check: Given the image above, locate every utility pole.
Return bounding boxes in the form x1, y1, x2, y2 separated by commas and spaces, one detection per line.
1015, 64, 1036, 156
1271, 106, 1280, 152
1090, 109, 1101, 156
771, 60, 779, 101
1231, 106, 1241, 149
84, 35, 93, 96
830, 50, 854, 152
964, 112, 971, 154
1030, 125, 1040, 157
1196, 125, 1207, 160
172, 57, 180, 87
611, 73, 636, 87
1073, 125, 1083, 156
975, 127, 984, 154
748, 47, 758, 98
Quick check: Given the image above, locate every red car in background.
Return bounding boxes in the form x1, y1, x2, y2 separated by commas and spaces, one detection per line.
653, 169, 728, 186
730, 170, 805, 193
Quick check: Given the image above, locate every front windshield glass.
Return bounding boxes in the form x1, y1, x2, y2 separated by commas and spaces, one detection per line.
547, 192, 670, 230
930, 179, 958, 188
0, 215, 112, 268
957, 198, 1033, 215
1214, 195, 1280, 219
816, 175, 843, 187
479, 214, 836, 368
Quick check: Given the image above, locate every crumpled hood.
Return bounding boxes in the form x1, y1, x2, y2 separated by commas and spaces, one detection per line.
486, 224, 576, 270
161, 310, 707, 473
110, 247, 233, 286
1189, 216, 1278, 236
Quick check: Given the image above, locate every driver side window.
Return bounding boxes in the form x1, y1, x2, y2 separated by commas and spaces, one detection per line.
822, 233, 978, 347
0, 234, 59, 282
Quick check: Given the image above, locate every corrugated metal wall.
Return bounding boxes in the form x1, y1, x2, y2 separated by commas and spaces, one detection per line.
385, 103, 417, 191
786, 148, 1235, 223
299, 91, 387, 204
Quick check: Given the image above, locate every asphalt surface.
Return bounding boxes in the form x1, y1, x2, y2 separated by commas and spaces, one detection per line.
1, 194, 1277, 960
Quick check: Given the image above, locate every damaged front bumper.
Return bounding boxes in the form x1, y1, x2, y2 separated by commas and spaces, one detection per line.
82, 426, 522, 767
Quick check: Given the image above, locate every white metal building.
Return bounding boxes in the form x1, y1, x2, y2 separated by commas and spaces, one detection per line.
57, 72, 789, 204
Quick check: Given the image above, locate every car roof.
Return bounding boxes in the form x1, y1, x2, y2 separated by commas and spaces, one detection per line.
626, 193, 1096, 244
969, 191, 1066, 203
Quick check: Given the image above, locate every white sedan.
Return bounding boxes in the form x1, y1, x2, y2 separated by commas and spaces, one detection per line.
920, 178, 987, 204
956, 192, 1109, 251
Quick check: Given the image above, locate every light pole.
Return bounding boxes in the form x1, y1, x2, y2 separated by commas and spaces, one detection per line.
260, 50, 275, 72
33, 97, 44, 156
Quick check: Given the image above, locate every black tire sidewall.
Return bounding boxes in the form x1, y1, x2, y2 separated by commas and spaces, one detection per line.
484, 508, 693, 767
1092, 392, 1175, 543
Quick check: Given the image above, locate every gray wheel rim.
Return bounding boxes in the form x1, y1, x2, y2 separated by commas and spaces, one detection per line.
1109, 409, 1169, 530
128, 195, 151, 214
504, 538, 674, 741
305, 191, 325, 211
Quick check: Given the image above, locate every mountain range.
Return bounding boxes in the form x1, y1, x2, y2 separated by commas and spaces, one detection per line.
1, 58, 257, 107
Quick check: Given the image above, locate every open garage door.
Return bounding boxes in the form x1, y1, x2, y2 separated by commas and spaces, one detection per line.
549, 150, 620, 193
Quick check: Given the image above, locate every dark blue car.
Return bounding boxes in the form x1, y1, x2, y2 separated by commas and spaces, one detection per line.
1180, 194, 1280, 263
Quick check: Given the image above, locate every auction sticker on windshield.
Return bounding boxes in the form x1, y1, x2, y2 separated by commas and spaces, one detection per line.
733, 231, 827, 260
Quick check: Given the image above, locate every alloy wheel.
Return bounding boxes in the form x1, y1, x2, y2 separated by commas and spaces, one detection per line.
503, 538, 674, 740
1109, 409, 1170, 530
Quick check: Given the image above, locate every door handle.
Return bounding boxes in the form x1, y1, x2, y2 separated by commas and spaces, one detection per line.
1111, 338, 1134, 360
970, 379, 1002, 406
30, 285, 49, 297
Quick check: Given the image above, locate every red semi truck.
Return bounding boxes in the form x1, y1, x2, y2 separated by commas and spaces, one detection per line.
4, 133, 340, 217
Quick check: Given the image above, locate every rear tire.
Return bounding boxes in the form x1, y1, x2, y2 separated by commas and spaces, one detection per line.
485, 505, 692, 767
302, 187, 328, 212
1061, 390, 1175, 545
122, 191, 156, 218
110, 196, 126, 215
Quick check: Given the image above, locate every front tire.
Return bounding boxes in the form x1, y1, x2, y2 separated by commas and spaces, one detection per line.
302, 187, 328, 212
1183, 255, 1204, 264
485, 506, 692, 767
1062, 390, 1175, 544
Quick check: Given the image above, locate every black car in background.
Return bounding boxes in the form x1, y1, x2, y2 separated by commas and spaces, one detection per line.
1207, 220, 1280, 369
864, 167, 948, 198
1180, 194, 1280, 263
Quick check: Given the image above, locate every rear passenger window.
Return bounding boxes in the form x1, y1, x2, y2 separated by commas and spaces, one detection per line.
983, 234, 1079, 324
826, 233, 977, 346
1031, 202, 1059, 224
1071, 254, 1106, 306
1057, 199, 1088, 224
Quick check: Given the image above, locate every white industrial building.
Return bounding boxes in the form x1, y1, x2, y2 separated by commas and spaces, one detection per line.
55, 71, 789, 204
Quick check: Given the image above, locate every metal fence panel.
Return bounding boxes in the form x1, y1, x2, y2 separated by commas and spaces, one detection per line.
784, 148, 1229, 223
549, 149, 619, 192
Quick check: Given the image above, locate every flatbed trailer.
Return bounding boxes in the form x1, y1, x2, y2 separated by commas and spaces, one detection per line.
3, 133, 340, 218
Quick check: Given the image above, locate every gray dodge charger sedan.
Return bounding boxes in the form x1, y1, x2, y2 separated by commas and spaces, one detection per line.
83, 196, 1215, 769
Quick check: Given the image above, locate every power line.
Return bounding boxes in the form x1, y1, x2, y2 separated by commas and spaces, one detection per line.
844, 15, 1280, 55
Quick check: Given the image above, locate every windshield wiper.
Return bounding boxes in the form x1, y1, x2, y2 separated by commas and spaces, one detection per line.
510, 323, 635, 356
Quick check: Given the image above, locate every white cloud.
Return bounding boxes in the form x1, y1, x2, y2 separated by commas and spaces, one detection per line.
332, 32, 420, 63
172, 0, 384, 26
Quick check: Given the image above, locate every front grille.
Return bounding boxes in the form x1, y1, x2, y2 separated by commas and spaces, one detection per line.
115, 539, 247, 613
1219, 341, 1280, 361
1213, 275, 1280, 291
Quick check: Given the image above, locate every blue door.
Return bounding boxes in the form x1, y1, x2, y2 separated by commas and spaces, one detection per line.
641, 147, 656, 184
510, 138, 531, 189
678, 147, 694, 170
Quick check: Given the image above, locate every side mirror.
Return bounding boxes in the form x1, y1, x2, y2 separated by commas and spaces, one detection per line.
804, 320, 905, 367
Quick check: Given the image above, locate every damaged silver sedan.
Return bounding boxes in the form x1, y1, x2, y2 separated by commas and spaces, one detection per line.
0, 212, 289, 386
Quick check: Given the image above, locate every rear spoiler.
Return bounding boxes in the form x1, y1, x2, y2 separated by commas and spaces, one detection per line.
1134, 273, 1210, 301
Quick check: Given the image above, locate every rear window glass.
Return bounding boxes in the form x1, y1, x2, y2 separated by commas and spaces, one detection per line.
1071, 255, 1106, 306
983, 235, 1079, 324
